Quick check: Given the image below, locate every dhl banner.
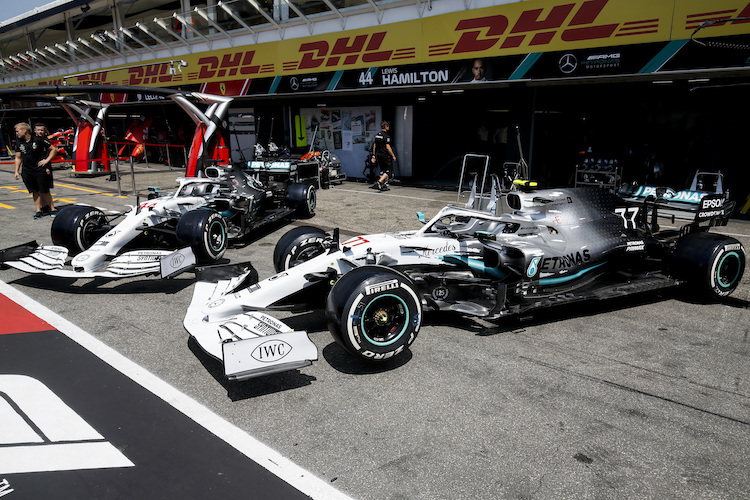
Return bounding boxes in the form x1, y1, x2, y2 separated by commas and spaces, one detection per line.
5, 0, 750, 89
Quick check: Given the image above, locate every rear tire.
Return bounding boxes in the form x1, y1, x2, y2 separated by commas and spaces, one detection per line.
672, 232, 745, 299
51, 205, 107, 255
286, 183, 316, 217
272, 226, 329, 273
176, 210, 227, 262
325, 266, 421, 362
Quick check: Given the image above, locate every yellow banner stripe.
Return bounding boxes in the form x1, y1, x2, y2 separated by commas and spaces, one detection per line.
6, 0, 749, 89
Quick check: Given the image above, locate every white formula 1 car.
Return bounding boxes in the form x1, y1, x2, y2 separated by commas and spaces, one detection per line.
184, 158, 745, 381
1, 163, 316, 278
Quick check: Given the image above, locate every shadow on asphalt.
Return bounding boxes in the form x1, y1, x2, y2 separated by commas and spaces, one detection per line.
275, 310, 415, 375
450, 288, 750, 337
9, 273, 196, 294
322, 342, 413, 375
179, 281, 750, 400
187, 336, 317, 402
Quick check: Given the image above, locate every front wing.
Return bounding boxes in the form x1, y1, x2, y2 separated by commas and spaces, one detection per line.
184, 276, 318, 381
0, 242, 196, 278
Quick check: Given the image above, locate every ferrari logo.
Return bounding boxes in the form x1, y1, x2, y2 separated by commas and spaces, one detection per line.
220, 83, 226, 95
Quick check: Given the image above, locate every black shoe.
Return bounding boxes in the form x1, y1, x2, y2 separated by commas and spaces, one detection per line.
41, 205, 51, 215
33, 211, 43, 219
49, 208, 58, 217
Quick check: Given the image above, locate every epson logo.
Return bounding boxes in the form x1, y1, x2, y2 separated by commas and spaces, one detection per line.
365, 279, 399, 295
701, 198, 723, 209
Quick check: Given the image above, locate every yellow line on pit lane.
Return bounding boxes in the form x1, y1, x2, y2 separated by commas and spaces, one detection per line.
0, 203, 15, 209
55, 183, 127, 198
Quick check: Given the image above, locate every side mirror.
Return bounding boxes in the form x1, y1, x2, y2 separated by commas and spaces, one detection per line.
416, 211, 426, 224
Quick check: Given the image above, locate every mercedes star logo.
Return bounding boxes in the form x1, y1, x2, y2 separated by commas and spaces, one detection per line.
559, 54, 578, 74
290, 76, 300, 91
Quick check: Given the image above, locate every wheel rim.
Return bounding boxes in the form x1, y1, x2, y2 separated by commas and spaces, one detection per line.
291, 244, 323, 267
207, 220, 226, 253
717, 251, 742, 288
307, 188, 316, 212
80, 216, 104, 249
361, 294, 409, 346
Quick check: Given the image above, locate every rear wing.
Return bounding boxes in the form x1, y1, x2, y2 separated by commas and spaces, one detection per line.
693, 194, 734, 227
619, 185, 733, 223
627, 189, 734, 235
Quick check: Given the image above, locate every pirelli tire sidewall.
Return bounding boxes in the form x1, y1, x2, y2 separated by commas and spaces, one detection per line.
326, 266, 422, 362
176, 210, 227, 263
672, 232, 745, 299
50, 205, 106, 255
272, 225, 328, 273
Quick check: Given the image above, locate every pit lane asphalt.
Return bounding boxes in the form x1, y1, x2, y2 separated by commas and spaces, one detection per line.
1, 163, 750, 499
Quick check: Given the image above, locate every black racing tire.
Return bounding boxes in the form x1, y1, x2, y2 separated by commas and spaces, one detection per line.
325, 266, 422, 362
272, 225, 329, 273
176, 210, 227, 262
285, 183, 316, 217
50, 205, 107, 255
672, 232, 745, 300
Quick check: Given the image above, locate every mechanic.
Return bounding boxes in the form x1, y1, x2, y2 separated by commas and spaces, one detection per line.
370, 120, 396, 191
14, 122, 57, 219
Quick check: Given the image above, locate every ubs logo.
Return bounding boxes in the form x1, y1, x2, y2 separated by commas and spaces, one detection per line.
559, 53, 578, 74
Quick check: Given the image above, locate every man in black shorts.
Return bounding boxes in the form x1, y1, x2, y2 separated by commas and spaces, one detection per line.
14, 122, 57, 219
370, 120, 396, 191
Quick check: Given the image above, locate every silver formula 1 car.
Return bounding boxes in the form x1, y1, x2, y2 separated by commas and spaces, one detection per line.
184, 159, 745, 381
1, 162, 316, 278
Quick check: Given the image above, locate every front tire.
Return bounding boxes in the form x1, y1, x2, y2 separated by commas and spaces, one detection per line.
672, 232, 745, 300
176, 210, 227, 262
51, 205, 107, 255
272, 226, 329, 273
326, 266, 422, 362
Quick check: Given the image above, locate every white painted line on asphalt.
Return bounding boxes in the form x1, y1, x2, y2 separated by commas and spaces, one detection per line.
720, 231, 750, 238
0, 442, 134, 475
0, 280, 352, 500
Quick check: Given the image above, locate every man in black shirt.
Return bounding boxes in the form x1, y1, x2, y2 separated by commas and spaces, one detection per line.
14, 122, 57, 219
370, 120, 396, 191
